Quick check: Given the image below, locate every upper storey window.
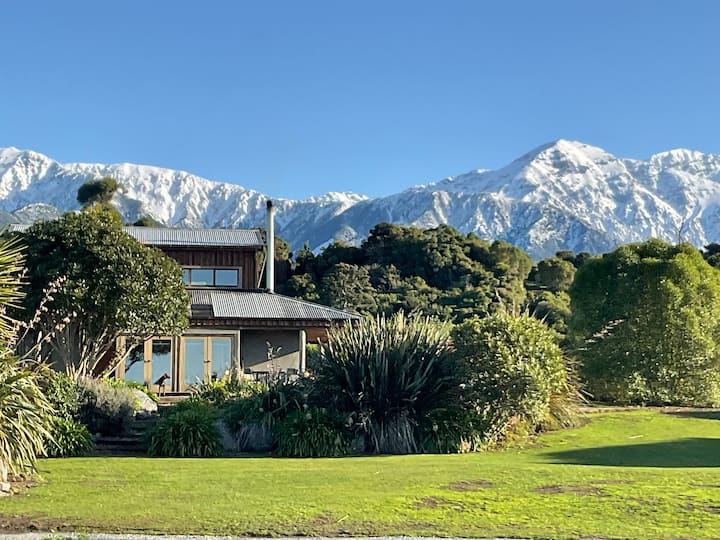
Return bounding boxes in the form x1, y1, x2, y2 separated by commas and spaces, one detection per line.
183, 268, 240, 287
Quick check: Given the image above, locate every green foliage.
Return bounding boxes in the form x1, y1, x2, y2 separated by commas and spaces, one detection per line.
0, 238, 25, 341
120, 380, 159, 403
76, 176, 119, 207
146, 401, 222, 457
16, 207, 189, 377
527, 290, 572, 334
282, 272, 320, 302
76, 377, 136, 436
0, 357, 54, 478
319, 263, 377, 313
132, 216, 159, 227
46, 417, 94, 457
285, 223, 533, 323
569, 239, 720, 406
312, 312, 463, 454
43, 370, 82, 420
452, 312, 577, 446
222, 379, 306, 452
275, 408, 352, 457
534, 257, 576, 292
190, 378, 260, 407
0, 239, 55, 478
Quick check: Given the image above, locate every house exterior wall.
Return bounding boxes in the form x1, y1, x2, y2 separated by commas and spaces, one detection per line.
241, 329, 305, 373
158, 247, 260, 288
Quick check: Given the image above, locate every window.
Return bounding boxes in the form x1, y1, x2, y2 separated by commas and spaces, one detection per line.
215, 269, 239, 286
183, 267, 242, 287
190, 269, 214, 286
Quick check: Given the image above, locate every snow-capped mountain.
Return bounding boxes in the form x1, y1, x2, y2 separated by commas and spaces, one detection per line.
1, 140, 720, 259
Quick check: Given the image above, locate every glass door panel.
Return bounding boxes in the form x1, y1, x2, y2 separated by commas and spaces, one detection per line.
210, 337, 232, 381
124, 343, 145, 385
151, 339, 172, 391
183, 338, 206, 390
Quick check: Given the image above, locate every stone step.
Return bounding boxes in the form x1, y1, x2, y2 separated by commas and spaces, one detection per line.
92, 413, 161, 455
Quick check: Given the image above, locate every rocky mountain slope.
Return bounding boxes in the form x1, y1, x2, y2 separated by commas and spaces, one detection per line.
1, 140, 719, 259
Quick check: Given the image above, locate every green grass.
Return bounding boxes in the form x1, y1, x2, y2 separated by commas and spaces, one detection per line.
2, 409, 720, 539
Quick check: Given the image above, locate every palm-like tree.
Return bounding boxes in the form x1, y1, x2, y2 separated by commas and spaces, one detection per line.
0, 238, 53, 482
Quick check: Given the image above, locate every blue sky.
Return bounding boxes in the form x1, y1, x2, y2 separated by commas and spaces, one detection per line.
1, 1, 718, 200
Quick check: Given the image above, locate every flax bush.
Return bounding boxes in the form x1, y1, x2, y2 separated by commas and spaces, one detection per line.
275, 407, 352, 457
222, 379, 306, 452
46, 417, 94, 457
146, 401, 222, 457
312, 312, 465, 454
0, 238, 54, 480
0, 357, 54, 479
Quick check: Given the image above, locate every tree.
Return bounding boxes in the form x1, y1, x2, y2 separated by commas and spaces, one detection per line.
568, 239, 720, 405
15, 207, 190, 378
534, 257, 576, 293
133, 216, 159, 227
320, 263, 377, 313
77, 176, 120, 207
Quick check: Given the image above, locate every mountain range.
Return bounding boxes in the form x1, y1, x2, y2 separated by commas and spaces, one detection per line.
1, 140, 719, 259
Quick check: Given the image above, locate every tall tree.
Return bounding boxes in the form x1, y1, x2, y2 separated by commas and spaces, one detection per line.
320, 263, 377, 313
76, 176, 120, 207
15, 207, 189, 378
534, 257, 576, 293
568, 239, 720, 405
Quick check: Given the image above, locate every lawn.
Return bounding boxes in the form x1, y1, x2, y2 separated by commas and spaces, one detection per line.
2, 409, 720, 539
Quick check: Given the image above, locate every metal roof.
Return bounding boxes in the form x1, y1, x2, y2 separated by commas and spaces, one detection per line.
123, 227, 264, 247
7, 224, 264, 247
190, 289, 360, 321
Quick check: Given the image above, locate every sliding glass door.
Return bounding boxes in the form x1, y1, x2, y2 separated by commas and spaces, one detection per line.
179, 336, 233, 391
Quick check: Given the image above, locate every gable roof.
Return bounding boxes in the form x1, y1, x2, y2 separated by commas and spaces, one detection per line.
189, 289, 361, 322
123, 226, 264, 247
7, 224, 265, 248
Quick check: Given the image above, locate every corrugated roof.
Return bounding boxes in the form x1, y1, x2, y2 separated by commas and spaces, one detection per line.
7, 224, 264, 247
191, 289, 360, 321
123, 227, 264, 247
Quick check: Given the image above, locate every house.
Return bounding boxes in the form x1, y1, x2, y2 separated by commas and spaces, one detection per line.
12, 202, 360, 394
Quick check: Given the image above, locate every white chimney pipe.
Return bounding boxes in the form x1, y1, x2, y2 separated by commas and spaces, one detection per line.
266, 200, 275, 293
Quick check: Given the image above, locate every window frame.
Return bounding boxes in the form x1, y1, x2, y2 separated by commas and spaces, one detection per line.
182, 267, 242, 288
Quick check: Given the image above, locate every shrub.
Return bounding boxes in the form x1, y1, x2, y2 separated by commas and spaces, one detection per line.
452, 312, 578, 446
146, 401, 222, 457
222, 379, 306, 452
107, 378, 158, 404
76, 377, 136, 436
0, 358, 54, 480
312, 312, 462, 454
190, 378, 260, 407
0, 239, 54, 479
44, 371, 82, 420
275, 408, 352, 457
46, 417, 94, 457
569, 240, 720, 406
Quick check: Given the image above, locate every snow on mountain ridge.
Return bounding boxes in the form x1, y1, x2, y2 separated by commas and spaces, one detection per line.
2, 143, 720, 259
